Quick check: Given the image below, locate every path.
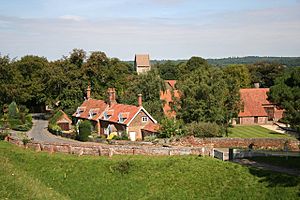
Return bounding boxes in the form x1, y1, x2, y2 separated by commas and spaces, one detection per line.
233, 158, 300, 176
260, 124, 286, 134
26, 113, 80, 144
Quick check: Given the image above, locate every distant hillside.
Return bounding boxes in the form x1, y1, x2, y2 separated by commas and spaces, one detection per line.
124, 56, 300, 67
207, 56, 300, 67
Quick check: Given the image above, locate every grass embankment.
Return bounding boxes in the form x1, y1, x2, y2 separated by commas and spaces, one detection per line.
251, 156, 300, 171
228, 125, 294, 139
0, 141, 299, 200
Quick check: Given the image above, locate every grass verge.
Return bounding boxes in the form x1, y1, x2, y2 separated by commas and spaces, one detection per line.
0, 141, 299, 200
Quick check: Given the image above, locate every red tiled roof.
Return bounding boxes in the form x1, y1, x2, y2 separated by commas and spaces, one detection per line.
135, 54, 150, 66
57, 110, 72, 124
105, 103, 140, 125
73, 98, 143, 125
72, 99, 107, 121
165, 80, 176, 89
142, 123, 160, 133
239, 88, 272, 117
160, 80, 180, 118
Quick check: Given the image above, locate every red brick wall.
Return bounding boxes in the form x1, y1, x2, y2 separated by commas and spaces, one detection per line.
128, 110, 155, 140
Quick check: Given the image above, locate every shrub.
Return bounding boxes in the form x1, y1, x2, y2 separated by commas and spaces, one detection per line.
48, 124, 62, 135
0, 130, 9, 140
49, 111, 63, 125
158, 118, 185, 138
77, 120, 92, 142
8, 101, 19, 119
112, 132, 129, 140
144, 135, 157, 142
185, 122, 222, 138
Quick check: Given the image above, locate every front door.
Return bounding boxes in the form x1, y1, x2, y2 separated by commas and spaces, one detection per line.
129, 132, 136, 141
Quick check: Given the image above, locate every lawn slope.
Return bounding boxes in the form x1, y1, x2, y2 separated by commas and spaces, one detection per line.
228, 125, 293, 139
0, 141, 299, 200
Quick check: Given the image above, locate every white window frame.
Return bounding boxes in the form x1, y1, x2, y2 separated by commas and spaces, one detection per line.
142, 116, 148, 122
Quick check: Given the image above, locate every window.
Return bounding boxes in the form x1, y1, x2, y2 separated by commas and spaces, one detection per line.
254, 117, 258, 124
142, 116, 148, 122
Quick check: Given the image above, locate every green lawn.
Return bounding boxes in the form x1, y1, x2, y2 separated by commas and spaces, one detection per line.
227, 125, 294, 139
1, 142, 299, 199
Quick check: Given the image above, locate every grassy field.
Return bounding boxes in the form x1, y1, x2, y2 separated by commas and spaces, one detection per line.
251, 156, 300, 171
1, 141, 299, 200
228, 125, 294, 139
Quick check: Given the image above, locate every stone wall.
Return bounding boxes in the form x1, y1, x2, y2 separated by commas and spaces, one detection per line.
170, 136, 300, 151
5, 135, 299, 158
5, 136, 212, 157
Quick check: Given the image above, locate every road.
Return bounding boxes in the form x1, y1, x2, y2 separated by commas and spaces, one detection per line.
26, 113, 80, 144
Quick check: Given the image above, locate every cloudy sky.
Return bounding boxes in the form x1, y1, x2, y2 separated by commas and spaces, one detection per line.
0, 0, 299, 60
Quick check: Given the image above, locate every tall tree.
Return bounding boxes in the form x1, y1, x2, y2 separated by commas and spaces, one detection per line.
268, 67, 300, 132
176, 57, 240, 134
247, 62, 285, 87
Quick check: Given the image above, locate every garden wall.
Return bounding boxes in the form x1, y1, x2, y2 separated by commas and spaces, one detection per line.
170, 136, 300, 151
5, 136, 299, 157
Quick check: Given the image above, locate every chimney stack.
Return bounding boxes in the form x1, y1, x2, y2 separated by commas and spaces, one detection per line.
107, 88, 117, 106
254, 82, 260, 88
138, 94, 142, 107
86, 84, 91, 100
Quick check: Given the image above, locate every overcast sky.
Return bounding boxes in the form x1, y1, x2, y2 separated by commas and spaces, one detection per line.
0, 0, 299, 60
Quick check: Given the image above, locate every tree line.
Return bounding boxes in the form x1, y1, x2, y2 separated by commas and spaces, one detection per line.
0, 49, 299, 135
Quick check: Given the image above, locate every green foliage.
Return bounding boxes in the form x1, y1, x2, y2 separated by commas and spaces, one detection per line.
158, 118, 185, 138
8, 101, 19, 119
119, 70, 165, 122
5, 102, 32, 131
112, 132, 129, 140
247, 62, 285, 87
48, 124, 62, 135
223, 64, 251, 88
77, 120, 92, 141
49, 110, 64, 125
0, 130, 9, 140
185, 122, 222, 137
268, 67, 300, 132
155, 60, 180, 80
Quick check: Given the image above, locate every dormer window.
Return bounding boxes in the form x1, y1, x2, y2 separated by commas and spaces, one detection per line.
118, 112, 129, 123
76, 107, 86, 117
88, 108, 99, 119
103, 110, 114, 120
142, 116, 148, 122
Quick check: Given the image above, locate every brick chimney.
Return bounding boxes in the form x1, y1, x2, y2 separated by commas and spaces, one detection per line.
86, 84, 91, 100
254, 82, 260, 88
107, 88, 117, 106
138, 94, 142, 107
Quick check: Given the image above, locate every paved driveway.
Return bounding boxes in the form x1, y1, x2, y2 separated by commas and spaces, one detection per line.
26, 113, 80, 144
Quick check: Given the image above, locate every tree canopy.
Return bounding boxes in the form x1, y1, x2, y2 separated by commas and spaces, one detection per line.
268, 67, 300, 132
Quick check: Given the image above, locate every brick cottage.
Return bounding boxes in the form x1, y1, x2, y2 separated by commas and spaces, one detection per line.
73, 86, 158, 141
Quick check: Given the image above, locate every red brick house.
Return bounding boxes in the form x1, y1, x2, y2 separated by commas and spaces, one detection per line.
73, 87, 157, 141
56, 110, 72, 131
236, 88, 283, 125
160, 80, 180, 118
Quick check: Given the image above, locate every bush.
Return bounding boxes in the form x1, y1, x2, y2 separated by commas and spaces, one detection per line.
185, 122, 222, 138
48, 124, 62, 135
112, 132, 129, 140
0, 130, 9, 140
77, 121, 92, 142
8, 101, 19, 119
158, 118, 185, 138
144, 135, 157, 142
